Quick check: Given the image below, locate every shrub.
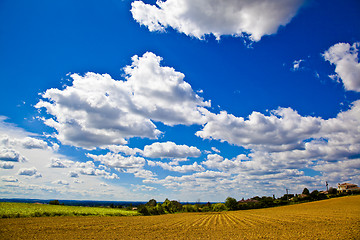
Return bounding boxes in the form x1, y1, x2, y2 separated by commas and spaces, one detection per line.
225, 197, 238, 211
49, 200, 60, 205
212, 203, 227, 212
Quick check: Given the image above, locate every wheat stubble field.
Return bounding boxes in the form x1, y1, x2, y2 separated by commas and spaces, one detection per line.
1, 195, 359, 239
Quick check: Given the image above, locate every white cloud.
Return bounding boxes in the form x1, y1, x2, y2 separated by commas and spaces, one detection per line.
18, 167, 41, 177
143, 141, 201, 158
131, 184, 156, 191
1, 176, 18, 182
36, 52, 209, 149
87, 153, 146, 169
202, 153, 247, 172
292, 59, 304, 71
0, 162, 14, 169
106, 145, 142, 156
1, 133, 49, 150
0, 117, 145, 201
211, 147, 220, 153
49, 158, 73, 168
323, 42, 360, 92
68, 171, 79, 178
148, 161, 204, 173
20, 137, 49, 149
125, 168, 157, 180
0, 148, 28, 162
123, 52, 210, 126
196, 108, 322, 151
52, 180, 69, 185
131, 0, 304, 41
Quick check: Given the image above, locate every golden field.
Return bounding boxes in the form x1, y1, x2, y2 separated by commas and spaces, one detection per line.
1, 195, 359, 239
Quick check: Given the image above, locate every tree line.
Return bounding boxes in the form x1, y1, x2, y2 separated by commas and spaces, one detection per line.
137, 187, 359, 216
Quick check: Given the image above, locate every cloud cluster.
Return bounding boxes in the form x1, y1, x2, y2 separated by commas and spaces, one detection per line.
196, 108, 322, 152
36, 52, 209, 149
18, 167, 41, 177
323, 42, 360, 92
148, 160, 204, 173
143, 141, 201, 158
131, 0, 304, 41
0, 148, 28, 162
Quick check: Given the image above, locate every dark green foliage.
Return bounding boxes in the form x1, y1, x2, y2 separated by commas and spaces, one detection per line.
146, 199, 157, 207
183, 204, 198, 212
225, 197, 238, 211
302, 188, 310, 195
137, 185, 356, 216
137, 205, 150, 216
49, 200, 60, 205
310, 190, 319, 200
328, 187, 337, 195
201, 202, 212, 212
155, 203, 165, 214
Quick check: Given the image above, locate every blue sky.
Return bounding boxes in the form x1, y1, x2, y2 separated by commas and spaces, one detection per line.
0, 0, 359, 202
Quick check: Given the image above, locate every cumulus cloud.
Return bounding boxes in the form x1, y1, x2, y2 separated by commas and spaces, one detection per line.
196, 108, 322, 151
36, 52, 209, 149
147, 160, 204, 173
87, 153, 146, 169
125, 168, 157, 180
202, 154, 248, 172
68, 171, 79, 178
106, 145, 142, 156
0, 148, 28, 162
49, 158, 73, 168
0, 134, 49, 150
70, 160, 119, 179
323, 42, 360, 92
143, 141, 201, 158
0, 162, 14, 169
52, 180, 69, 185
131, 0, 304, 41
1, 176, 18, 182
18, 167, 41, 177
20, 137, 49, 149
194, 99, 360, 185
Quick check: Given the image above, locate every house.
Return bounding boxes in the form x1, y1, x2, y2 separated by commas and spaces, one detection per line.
337, 183, 360, 192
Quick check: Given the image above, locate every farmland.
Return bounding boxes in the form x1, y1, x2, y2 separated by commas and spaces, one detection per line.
1, 195, 359, 239
0, 202, 139, 218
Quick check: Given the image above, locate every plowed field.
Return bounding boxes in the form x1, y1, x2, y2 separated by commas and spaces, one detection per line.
1, 195, 359, 239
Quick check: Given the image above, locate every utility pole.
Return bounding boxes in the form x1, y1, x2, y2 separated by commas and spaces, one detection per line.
286, 189, 289, 201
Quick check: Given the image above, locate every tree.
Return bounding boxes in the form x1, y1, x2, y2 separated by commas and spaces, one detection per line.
137, 205, 150, 216
146, 199, 157, 207
310, 190, 319, 200
49, 200, 60, 205
328, 187, 337, 195
302, 188, 310, 195
212, 203, 227, 212
225, 197, 238, 211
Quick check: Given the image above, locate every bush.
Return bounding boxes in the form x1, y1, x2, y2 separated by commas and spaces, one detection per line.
49, 200, 60, 205
302, 188, 310, 195
137, 205, 150, 216
146, 199, 157, 207
328, 187, 337, 195
212, 203, 227, 212
225, 197, 238, 211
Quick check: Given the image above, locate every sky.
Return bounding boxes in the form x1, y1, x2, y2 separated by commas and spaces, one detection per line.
0, 0, 360, 202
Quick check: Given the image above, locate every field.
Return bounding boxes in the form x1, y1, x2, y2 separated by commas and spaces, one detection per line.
0, 202, 139, 218
1, 195, 359, 239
